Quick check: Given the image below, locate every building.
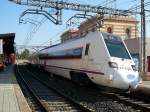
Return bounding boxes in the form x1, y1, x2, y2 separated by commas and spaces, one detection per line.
0, 33, 15, 64
61, 15, 139, 43
124, 38, 150, 74
61, 28, 79, 43
79, 15, 139, 39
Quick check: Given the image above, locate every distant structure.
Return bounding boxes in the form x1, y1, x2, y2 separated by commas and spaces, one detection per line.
61, 15, 139, 43
125, 38, 150, 79
0, 33, 15, 64
61, 28, 79, 43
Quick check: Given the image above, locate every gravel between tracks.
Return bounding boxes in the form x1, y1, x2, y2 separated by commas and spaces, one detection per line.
25, 64, 140, 112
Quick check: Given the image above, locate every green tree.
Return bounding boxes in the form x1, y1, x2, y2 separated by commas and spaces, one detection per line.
20, 49, 30, 59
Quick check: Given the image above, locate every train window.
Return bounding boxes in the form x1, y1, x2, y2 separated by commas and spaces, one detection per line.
73, 48, 82, 56
85, 44, 90, 55
39, 47, 83, 59
102, 33, 131, 59
105, 40, 131, 59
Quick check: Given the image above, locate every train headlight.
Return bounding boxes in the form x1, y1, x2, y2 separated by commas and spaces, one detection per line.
127, 74, 135, 80
108, 62, 118, 68
131, 65, 137, 71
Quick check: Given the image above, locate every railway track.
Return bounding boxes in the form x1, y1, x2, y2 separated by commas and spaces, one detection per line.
100, 91, 150, 112
15, 65, 47, 112
16, 64, 92, 112
23, 64, 142, 112
28, 64, 150, 112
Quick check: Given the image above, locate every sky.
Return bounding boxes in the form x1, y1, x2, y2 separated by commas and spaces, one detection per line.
0, 0, 149, 49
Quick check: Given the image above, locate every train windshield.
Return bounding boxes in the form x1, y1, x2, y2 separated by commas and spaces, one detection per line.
102, 33, 131, 59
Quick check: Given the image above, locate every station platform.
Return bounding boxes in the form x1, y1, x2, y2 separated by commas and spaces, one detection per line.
0, 64, 31, 112
136, 81, 150, 95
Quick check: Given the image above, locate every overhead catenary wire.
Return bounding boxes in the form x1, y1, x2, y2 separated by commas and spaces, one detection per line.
129, 1, 150, 12
39, 27, 67, 46
11, 0, 139, 48
23, 17, 47, 46
13, 0, 149, 55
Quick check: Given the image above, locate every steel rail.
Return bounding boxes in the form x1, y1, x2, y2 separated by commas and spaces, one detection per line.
27, 64, 150, 112
15, 64, 47, 112
17, 64, 93, 112
100, 91, 150, 112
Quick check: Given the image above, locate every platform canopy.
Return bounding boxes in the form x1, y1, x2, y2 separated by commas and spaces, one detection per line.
0, 33, 15, 55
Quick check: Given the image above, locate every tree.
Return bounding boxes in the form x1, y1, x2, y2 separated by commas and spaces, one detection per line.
20, 49, 30, 59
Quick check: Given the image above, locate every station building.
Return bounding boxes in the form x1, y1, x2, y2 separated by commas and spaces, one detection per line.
61, 28, 79, 43
61, 15, 139, 43
125, 38, 150, 74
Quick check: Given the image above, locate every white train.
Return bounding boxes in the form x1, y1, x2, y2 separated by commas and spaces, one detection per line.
36, 31, 140, 91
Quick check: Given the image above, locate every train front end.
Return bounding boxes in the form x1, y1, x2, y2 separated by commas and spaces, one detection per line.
102, 33, 140, 91
109, 58, 139, 90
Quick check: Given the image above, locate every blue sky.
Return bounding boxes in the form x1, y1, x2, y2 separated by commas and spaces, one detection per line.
0, 0, 149, 48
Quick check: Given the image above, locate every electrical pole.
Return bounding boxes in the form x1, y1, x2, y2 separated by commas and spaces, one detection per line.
141, 0, 146, 75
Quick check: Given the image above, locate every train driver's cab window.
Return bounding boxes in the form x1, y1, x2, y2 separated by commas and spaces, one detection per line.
102, 33, 131, 59
85, 44, 90, 55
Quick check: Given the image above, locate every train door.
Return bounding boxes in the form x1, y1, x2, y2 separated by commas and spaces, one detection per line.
147, 56, 150, 72
82, 43, 90, 68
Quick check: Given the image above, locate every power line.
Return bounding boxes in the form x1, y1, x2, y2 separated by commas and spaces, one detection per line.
129, 1, 150, 12
39, 27, 67, 46
9, 0, 136, 23
23, 17, 47, 46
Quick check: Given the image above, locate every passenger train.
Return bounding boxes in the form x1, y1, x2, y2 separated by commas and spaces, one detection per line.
34, 31, 140, 91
